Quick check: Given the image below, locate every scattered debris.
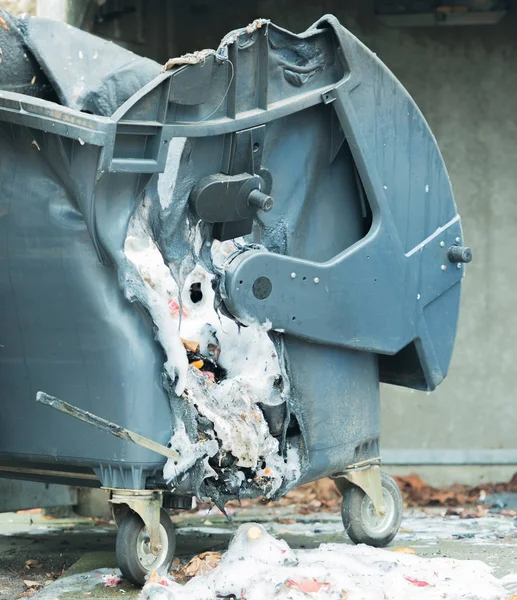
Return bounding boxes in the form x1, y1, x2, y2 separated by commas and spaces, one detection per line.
393, 547, 417, 555
22, 580, 42, 589
189, 472, 517, 522
285, 578, 331, 593
93, 517, 112, 526
394, 472, 517, 508
179, 551, 222, 578
149, 570, 174, 587
0, 15, 9, 30
182, 338, 200, 353
16, 591, 37, 599
445, 505, 487, 519
102, 573, 122, 587
45, 569, 64, 580
270, 479, 341, 514
405, 577, 433, 588
20, 568, 124, 599
24, 559, 42, 570
162, 49, 217, 72
140, 522, 509, 600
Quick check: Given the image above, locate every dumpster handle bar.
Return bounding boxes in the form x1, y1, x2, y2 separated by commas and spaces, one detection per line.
36, 392, 180, 461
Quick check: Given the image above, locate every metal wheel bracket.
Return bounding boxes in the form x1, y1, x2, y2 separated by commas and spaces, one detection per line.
339, 464, 387, 517
108, 489, 163, 555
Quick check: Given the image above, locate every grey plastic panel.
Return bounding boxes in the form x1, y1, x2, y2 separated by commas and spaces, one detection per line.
0, 125, 171, 487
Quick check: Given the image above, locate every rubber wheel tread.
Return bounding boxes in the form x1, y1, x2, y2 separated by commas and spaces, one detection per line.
341, 471, 403, 547
116, 507, 176, 586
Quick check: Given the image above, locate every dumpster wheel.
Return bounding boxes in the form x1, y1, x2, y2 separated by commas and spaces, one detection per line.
115, 507, 176, 586
340, 471, 402, 547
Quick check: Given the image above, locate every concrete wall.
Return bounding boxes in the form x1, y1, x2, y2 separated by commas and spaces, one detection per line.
0, 0, 34, 15
0, 479, 76, 513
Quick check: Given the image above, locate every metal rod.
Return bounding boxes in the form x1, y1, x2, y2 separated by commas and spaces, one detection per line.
36, 392, 179, 461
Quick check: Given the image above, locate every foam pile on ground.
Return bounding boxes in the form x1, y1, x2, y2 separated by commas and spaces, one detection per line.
140, 523, 510, 600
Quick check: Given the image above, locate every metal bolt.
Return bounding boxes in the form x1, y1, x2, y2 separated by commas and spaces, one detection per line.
440, 241, 445, 247
448, 245, 472, 264
441, 265, 447, 271
314, 277, 320, 284
457, 263, 462, 269
291, 273, 296, 279
248, 189, 274, 212
455, 237, 461, 243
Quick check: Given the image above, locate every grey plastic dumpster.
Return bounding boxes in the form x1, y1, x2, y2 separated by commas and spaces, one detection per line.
0, 11, 470, 586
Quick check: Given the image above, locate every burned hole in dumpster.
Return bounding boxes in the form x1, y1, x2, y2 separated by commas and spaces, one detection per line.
189, 282, 203, 304
123, 182, 302, 506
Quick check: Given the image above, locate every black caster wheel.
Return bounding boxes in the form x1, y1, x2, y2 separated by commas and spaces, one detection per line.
341, 471, 402, 547
116, 507, 176, 586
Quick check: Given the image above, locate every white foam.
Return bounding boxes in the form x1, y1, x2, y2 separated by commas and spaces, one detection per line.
140, 523, 510, 600
124, 202, 298, 492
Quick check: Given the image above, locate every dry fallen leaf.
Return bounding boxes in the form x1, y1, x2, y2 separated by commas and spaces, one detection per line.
181, 552, 222, 578
45, 568, 64, 580
0, 16, 9, 30
23, 581, 42, 589
393, 547, 417, 555
24, 559, 43, 569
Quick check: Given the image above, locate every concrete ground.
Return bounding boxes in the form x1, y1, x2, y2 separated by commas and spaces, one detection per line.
0, 503, 516, 599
